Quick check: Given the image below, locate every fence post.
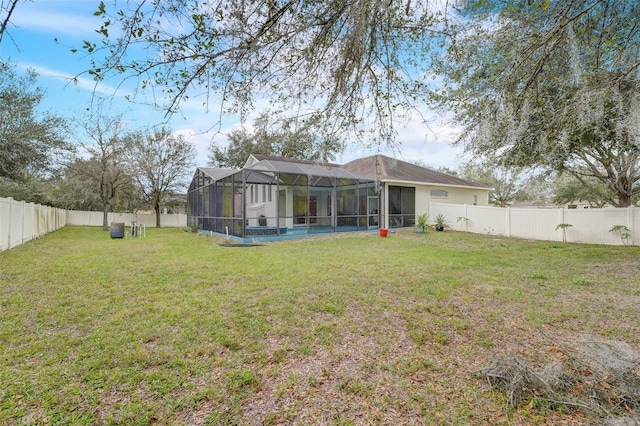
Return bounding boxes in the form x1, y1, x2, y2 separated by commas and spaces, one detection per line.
558, 207, 565, 242
7, 197, 13, 250
464, 204, 468, 232
21, 200, 26, 245
628, 206, 635, 246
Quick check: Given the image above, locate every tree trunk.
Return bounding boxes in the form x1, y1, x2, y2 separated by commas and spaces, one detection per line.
155, 202, 161, 228
102, 202, 110, 231
617, 193, 631, 208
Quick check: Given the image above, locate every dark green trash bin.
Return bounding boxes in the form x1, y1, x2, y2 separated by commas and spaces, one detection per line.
110, 220, 125, 238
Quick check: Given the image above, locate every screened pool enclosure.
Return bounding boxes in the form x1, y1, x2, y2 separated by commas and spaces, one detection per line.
187, 157, 381, 241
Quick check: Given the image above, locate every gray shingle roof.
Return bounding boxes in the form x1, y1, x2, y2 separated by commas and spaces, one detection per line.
246, 156, 371, 181
199, 167, 237, 181
342, 155, 490, 189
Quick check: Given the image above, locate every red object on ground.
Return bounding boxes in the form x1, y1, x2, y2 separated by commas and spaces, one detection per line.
379, 228, 388, 237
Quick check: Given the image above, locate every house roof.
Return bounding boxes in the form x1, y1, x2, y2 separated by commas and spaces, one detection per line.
195, 154, 489, 189
198, 167, 237, 181
248, 154, 342, 168
245, 155, 372, 181
195, 156, 373, 187
342, 154, 490, 189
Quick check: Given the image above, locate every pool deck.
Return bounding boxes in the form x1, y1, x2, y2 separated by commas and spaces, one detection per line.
203, 226, 379, 243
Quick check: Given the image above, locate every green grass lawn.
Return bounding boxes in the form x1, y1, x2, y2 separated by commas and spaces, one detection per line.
1, 226, 639, 425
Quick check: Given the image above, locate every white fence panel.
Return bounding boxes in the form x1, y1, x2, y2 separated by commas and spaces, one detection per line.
427, 203, 465, 229
0, 198, 8, 250
429, 201, 639, 246
509, 208, 559, 241
468, 206, 508, 236
0, 197, 68, 252
429, 203, 509, 236
66, 211, 187, 228
564, 208, 637, 245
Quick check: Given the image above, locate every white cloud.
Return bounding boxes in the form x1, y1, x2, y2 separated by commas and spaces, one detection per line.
11, 2, 100, 37
22, 63, 131, 98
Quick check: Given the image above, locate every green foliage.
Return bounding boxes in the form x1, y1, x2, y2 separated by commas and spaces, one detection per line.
0, 61, 70, 182
551, 174, 613, 208
129, 128, 196, 227
609, 225, 631, 245
209, 112, 342, 168
460, 161, 530, 207
434, 213, 449, 231
434, 0, 640, 207
555, 223, 573, 243
81, 1, 439, 148
226, 369, 260, 395
416, 213, 429, 230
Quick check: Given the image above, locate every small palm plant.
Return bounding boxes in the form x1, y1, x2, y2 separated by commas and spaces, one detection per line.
456, 216, 470, 232
555, 223, 573, 243
416, 213, 429, 233
609, 225, 631, 246
434, 213, 448, 231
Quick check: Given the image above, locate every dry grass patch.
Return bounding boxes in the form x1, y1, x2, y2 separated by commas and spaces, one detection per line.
1, 226, 639, 424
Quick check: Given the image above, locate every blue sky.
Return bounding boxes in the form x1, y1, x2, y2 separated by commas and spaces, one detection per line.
1, 0, 465, 169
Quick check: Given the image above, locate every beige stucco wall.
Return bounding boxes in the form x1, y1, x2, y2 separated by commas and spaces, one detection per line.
421, 185, 490, 209
381, 181, 490, 228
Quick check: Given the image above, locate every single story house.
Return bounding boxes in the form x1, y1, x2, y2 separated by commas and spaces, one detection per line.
342, 155, 491, 229
187, 154, 490, 241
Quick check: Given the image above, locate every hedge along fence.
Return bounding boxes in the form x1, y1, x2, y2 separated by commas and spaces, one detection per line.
0, 197, 67, 252
430, 202, 639, 246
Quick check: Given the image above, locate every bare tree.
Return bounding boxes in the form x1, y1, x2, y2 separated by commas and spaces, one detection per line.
460, 161, 530, 207
129, 129, 196, 227
0, 0, 20, 44
73, 115, 134, 230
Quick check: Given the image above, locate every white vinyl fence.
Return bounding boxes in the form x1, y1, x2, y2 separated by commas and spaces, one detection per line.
429, 202, 640, 246
66, 210, 187, 228
0, 197, 67, 252
1, 196, 188, 252
2, 195, 637, 251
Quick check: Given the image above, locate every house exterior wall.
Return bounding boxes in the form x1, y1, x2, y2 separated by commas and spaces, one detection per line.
381, 180, 491, 228
425, 186, 490, 207
246, 183, 279, 227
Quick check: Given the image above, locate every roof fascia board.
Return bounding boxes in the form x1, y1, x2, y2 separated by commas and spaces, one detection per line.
244, 155, 261, 168
380, 178, 492, 191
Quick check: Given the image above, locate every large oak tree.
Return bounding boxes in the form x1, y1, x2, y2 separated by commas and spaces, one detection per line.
433, 0, 640, 207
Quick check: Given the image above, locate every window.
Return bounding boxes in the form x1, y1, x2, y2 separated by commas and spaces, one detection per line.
388, 186, 415, 228
430, 189, 448, 198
